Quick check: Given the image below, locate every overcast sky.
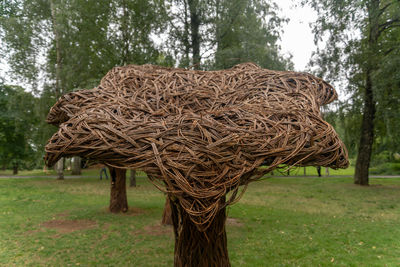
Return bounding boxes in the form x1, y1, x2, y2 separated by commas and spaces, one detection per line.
277, 1, 318, 71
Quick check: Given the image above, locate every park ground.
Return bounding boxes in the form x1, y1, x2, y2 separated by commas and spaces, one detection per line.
0, 169, 399, 266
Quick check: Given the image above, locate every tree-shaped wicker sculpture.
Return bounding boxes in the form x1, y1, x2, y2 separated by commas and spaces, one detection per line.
45, 63, 348, 266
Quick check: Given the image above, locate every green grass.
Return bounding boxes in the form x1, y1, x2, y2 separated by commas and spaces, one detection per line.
266, 165, 356, 176
0, 169, 56, 176
1, 176, 399, 266
0, 168, 147, 177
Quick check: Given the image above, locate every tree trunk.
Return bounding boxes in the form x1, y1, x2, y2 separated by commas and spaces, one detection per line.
188, 0, 201, 69
161, 196, 173, 225
71, 156, 81, 175
56, 157, 64, 180
354, 0, 379, 186
49, 0, 63, 98
129, 169, 136, 187
354, 69, 375, 186
121, 0, 131, 65
170, 196, 230, 267
109, 167, 128, 213
12, 163, 18, 175
181, 0, 190, 67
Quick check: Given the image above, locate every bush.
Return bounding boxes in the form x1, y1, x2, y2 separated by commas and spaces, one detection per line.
369, 162, 400, 175
371, 151, 391, 166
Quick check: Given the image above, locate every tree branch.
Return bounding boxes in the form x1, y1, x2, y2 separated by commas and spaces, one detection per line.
378, 2, 392, 17
378, 17, 400, 35
384, 46, 395, 56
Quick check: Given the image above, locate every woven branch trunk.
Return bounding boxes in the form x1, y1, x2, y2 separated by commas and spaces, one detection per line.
109, 167, 128, 213
170, 196, 230, 267
161, 196, 173, 225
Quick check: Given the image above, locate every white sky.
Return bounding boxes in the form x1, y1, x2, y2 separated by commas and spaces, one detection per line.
276, 1, 350, 102
277, 1, 318, 72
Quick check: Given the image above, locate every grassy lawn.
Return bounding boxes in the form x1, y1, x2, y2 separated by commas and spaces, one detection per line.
0, 168, 147, 178
1, 176, 399, 266
0, 168, 102, 177
0, 166, 355, 178
264, 165, 356, 176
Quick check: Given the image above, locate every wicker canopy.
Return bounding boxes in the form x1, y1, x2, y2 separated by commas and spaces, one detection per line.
45, 63, 348, 230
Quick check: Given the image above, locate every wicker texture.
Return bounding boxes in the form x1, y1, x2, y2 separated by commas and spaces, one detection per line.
45, 63, 348, 230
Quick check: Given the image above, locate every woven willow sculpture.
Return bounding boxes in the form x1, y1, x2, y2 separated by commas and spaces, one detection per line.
45, 63, 348, 266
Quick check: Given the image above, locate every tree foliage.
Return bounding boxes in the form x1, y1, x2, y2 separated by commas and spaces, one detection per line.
213, 0, 292, 70
0, 83, 39, 172
1, 0, 170, 93
109, 0, 170, 66
305, 0, 400, 184
166, 0, 292, 70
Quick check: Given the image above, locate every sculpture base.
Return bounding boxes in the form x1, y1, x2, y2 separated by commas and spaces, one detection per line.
161, 196, 173, 225
170, 197, 230, 267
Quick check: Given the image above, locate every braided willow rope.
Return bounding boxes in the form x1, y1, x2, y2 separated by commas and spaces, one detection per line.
45, 63, 348, 230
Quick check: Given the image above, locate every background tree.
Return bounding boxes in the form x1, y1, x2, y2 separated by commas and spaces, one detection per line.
305, 0, 400, 185
129, 169, 136, 187
108, 0, 171, 67
167, 0, 292, 70
212, 0, 292, 70
167, 0, 202, 68
71, 157, 81, 175
0, 84, 39, 174
0, 0, 112, 177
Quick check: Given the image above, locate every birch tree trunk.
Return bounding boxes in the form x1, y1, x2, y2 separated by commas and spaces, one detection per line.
71, 156, 81, 175
50, 0, 65, 181
56, 158, 64, 180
